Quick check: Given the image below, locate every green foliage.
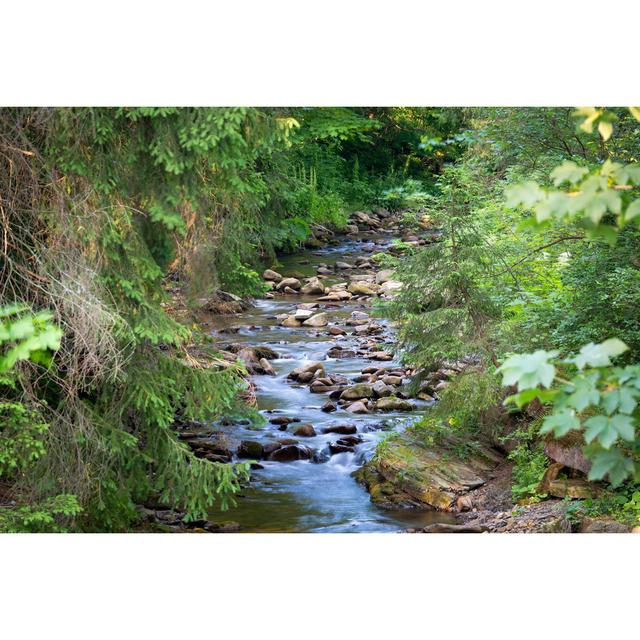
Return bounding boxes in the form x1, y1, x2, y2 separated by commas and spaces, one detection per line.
0, 494, 81, 533
0, 402, 48, 478
379, 179, 432, 211
500, 340, 640, 486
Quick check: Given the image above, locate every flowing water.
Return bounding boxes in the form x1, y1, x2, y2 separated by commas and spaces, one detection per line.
208, 231, 456, 532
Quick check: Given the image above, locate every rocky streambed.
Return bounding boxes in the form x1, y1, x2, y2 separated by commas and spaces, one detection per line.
153, 209, 634, 534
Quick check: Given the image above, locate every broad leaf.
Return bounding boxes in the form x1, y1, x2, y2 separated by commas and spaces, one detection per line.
497, 350, 558, 391
571, 338, 629, 370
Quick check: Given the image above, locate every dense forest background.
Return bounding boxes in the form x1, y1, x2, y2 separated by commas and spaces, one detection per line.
1, 106, 639, 531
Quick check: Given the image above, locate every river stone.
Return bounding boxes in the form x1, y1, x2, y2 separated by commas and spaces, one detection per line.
293, 423, 317, 437
263, 269, 283, 282
323, 424, 357, 435
335, 261, 352, 270
329, 443, 355, 454
301, 277, 325, 295
258, 358, 276, 376
316, 266, 333, 275
382, 375, 403, 386
375, 269, 395, 284
380, 281, 402, 295
372, 380, 393, 397
348, 282, 376, 296
268, 445, 313, 462
269, 416, 298, 425
289, 361, 326, 380
321, 401, 337, 412
276, 277, 301, 291
370, 351, 393, 361
340, 383, 374, 401
317, 293, 341, 301
302, 313, 328, 327
345, 224, 359, 234
580, 517, 631, 533
328, 327, 346, 336
294, 308, 314, 321
283, 286, 298, 295
375, 396, 415, 411
346, 401, 369, 414
237, 440, 264, 459
281, 315, 302, 327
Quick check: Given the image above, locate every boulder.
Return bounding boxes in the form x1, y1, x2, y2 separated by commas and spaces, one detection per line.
258, 358, 276, 376
263, 269, 283, 282
328, 327, 346, 336
276, 277, 301, 291
289, 361, 325, 380
237, 440, 264, 459
293, 423, 317, 437
348, 282, 376, 296
268, 445, 314, 462
335, 261, 352, 270
329, 443, 355, 454
281, 315, 302, 327
294, 308, 315, 321
372, 380, 393, 398
346, 401, 369, 414
302, 313, 328, 327
300, 277, 325, 295
580, 517, 631, 533
322, 424, 357, 435
375, 269, 396, 284
321, 401, 337, 413
340, 383, 374, 401
375, 396, 414, 411
380, 281, 402, 296
370, 351, 393, 361
269, 416, 298, 426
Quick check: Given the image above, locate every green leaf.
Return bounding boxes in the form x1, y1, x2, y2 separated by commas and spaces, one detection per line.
550, 161, 589, 186
584, 414, 635, 448
598, 120, 613, 141
505, 182, 545, 208
505, 387, 558, 408
566, 373, 600, 411
540, 409, 581, 437
571, 338, 629, 370
602, 387, 638, 415
624, 199, 640, 222
587, 447, 635, 486
629, 107, 640, 122
497, 350, 558, 391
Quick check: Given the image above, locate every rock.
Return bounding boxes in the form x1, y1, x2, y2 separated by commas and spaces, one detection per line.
372, 380, 393, 397
253, 345, 279, 360
258, 358, 276, 375
419, 523, 486, 533
580, 517, 631, 533
380, 281, 402, 296
262, 442, 283, 456
268, 445, 313, 462
545, 438, 591, 474
316, 266, 333, 275
302, 313, 328, 327
335, 261, 352, 270
300, 277, 325, 295
289, 361, 325, 380
321, 401, 337, 413
275, 277, 301, 291
269, 416, 298, 426
370, 351, 393, 361
375, 396, 415, 411
281, 315, 302, 327
263, 269, 283, 282
237, 440, 264, 459
348, 282, 376, 296
345, 224, 359, 234
340, 383, 374, 401
328, 327, 346, 336
346, 401, 369, 414
283, 286, 298, 295
322, 424, 357, 435
336, 435, 363, 447
375, 269, 395, 284
293, 423, 317, 437
381, 375, 402, 386
294, 308, 315, 321
547, 478, 599, 500
356, 433, 503, 511
329, 443, 355, 454
456, 495, 473, 512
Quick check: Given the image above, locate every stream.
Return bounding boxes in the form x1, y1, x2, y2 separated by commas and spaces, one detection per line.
208, 228, 456, 532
